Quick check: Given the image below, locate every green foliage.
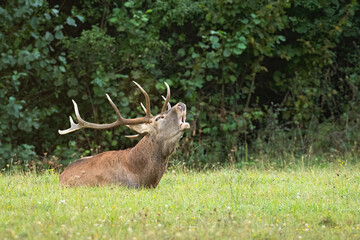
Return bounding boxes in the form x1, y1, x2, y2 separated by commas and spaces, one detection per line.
0, 0, 360, 168
0, 0, 66, 166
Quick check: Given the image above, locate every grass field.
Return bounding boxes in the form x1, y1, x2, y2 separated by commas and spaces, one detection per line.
1, 163, 360, 239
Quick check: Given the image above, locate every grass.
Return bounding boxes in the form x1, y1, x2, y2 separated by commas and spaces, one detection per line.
1, 163, 360, 239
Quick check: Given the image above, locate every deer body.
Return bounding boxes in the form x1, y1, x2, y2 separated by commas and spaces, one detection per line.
60, 133, 181, 188
58, 82, 189, 188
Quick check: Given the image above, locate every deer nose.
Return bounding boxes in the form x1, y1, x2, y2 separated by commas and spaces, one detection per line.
177, 103, 186, 111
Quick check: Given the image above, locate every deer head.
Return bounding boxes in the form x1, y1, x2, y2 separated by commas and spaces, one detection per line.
58, 82, 190, 188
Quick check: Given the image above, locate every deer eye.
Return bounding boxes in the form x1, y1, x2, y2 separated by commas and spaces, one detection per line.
155, 116, 164, 121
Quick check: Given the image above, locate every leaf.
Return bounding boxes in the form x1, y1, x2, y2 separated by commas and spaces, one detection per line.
109, 17, 117, 23
67, 89, 78, 97
76, 15, 85, 23
278, 35, 286, 42
120, 97, 129, 107
237, 43, 247, 49
59, 66, 66, 72
210, 30, 225, 36
68, 77, 78, 87
54, 25, 63, 31
198, 42, 209, 49
192, 52, 200, 59
240, 19, 249, 24
212, 42, 220, 49
124, 1, 134, 8
51, 8, 59, 16
55, 30, 64, 40
210, 36, 220, 49
44, 31, 54, 42
205, 13, 212, 22
54, 78, 64, 87
114, 74, 128, 79
177, 48, 186, 57
254, 19, 261, 25
223, 48, 232, 57
30, 31, 39, 40
209, 36, 219, 44
66, 17, 77, 27
44, 13, 51, 20
58, 56, 66, 64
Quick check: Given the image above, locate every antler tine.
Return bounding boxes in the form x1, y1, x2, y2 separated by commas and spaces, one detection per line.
161, 82, 170, 113
58, 82, 153, 135
58, 100, 85, 135
161, 95, 171, 111
58, 99, 124, 135
133, 81, 151, 118
58, 116, 79, 135
106, 94, 123, 120
140, 102, 147, 114
125, 133, 146, 139
125, 134, 140, 139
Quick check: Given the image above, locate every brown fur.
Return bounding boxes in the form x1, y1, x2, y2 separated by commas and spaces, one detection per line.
59, 102, 189, 188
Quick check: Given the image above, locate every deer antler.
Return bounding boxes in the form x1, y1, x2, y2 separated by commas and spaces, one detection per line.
138, 82, 171, 114
58, 81, 152, 135
161, 95, 171, 111
161, 82, 170, 113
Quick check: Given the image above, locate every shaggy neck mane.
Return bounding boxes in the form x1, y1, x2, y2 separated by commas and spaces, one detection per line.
125, 135, 168, 182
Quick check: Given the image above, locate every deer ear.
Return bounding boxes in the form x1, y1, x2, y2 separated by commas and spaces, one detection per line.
126, 123, 150, 134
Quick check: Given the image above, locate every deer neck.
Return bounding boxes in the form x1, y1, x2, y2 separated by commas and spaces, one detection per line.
126, 133, 182, 175
130, 132, 182, 159
127, 135, 167, 170
123, 135, 169, 188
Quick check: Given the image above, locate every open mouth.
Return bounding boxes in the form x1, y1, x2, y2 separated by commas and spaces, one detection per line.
178, 105, 190, 130
181, 113, 186, 123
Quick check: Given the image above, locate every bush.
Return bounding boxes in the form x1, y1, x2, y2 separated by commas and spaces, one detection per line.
0, 0, 359, 169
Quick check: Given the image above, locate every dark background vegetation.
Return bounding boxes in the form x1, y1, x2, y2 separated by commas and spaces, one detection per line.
1, 0, 360, 170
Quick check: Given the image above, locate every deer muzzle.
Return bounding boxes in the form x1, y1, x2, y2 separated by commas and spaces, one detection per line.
177, 103, 190, 131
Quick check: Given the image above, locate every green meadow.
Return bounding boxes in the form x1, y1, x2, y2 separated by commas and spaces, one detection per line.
1, 162, 360, 240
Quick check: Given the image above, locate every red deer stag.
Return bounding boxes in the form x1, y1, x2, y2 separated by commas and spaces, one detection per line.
58, 81, 190, 188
